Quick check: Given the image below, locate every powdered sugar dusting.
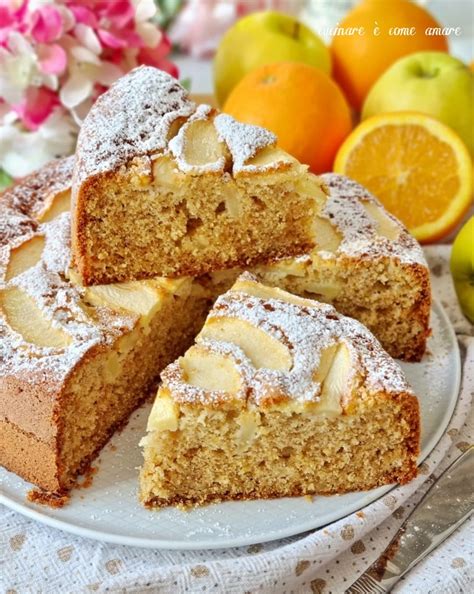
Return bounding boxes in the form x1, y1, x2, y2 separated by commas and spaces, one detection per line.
74, 68, 290, 186
214, 114, 276, 173
42, 213, 73, 274
162, 273, 412, 407
320, 174, 426, 266
1, 177, 137, 382
0, 206, 37, 248
74, 66, 196, 183
0, 156, 74, 248
1, 156, 73, 219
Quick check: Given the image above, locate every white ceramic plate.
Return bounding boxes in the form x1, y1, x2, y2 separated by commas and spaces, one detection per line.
0, 301, 461, 550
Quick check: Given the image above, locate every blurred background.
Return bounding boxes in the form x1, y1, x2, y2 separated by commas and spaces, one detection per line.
168, 0, 473, 92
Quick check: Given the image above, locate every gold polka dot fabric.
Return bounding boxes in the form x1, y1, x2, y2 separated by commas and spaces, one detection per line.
1, 247, 472, 593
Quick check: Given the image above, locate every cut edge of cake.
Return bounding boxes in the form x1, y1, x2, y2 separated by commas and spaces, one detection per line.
251, 173, 432, 361
0, 161, 213, 495
139, 272, 420, 509
71, 66, 323, 285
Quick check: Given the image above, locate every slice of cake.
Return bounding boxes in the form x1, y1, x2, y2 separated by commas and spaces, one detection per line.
252, 174, 431, 361
72, 66, 324, 285
0, 161, 212, 494
203, 173, 431, 361
139, 273, 420, 508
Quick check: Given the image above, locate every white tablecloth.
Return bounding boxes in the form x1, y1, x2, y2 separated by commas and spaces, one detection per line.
1, 245, 473, 593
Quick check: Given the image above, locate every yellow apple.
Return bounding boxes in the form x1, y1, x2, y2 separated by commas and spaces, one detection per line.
363, 52, 474, 155
213, 10, 331, 106
450, 216, 474, 323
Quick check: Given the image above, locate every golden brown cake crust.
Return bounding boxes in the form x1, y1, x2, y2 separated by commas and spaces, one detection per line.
0, 419, 61, 492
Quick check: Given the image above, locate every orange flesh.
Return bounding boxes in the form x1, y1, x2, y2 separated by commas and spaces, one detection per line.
343, 124, 462, 230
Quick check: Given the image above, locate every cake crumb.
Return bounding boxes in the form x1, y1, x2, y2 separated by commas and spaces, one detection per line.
76, 465, 98, 489
27, 489, 70, 508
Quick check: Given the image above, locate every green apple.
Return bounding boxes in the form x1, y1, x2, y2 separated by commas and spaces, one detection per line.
450, 216, 474, 323
213, 10, 331, 106
363, 52, 474, 155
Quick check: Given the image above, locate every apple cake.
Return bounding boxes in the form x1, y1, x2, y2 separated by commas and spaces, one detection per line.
72, 66, 323, 285
252, 173, 431, 361
139, 273, 420, 508
0, 160, 212, 493
204, 173, 431, 360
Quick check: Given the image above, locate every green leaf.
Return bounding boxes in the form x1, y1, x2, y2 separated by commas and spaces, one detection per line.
0, 169, 13, 190
180, 77, 192, 92
155, 0, 183, 29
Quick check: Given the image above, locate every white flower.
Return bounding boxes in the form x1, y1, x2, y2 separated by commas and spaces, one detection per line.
133, 0, 157, 22
60, 59, 122, 112
60, 69, 94, 110
73, 24, 102, 55
136, 21, 162, 48
0, 31, 59, 104
0, 109, 77, 177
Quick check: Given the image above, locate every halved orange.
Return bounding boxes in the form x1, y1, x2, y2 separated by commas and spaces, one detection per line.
333, 112, 473, 243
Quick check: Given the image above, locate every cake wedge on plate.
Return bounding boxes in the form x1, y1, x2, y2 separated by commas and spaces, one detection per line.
140, 273, 420, 508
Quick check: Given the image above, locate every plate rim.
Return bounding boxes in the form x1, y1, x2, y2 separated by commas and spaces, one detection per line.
0, 300, 462, 550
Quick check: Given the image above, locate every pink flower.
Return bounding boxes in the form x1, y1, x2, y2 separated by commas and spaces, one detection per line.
138, 35, 178, 78
67, 5, 98, 28
0, 0, 178, 178
97, 27, 142, 49
12, 86, 59, 130
0, 0, 28, 44
31, 5, 64, 44
100, 0, 135, 30
37, 43, 67, 75
169, 0, 237, 58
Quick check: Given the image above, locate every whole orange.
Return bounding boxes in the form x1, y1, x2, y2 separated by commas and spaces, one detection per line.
223, 62, 352, 174
331, 0, 449, 111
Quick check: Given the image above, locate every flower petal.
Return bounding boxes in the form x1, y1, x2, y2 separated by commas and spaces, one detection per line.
134, 0, 157, 22
74, 23, 102, 55
102, 0, 135, 30
38, 43, 67, 75
57, 6, 76, 33
41, 73, 59, 91
1, 110, 77, 177
0, 6, 15, 30
97, 29, 127, 49
59, 71, 94, 109
12, 86, 59, 130
71, 45, 101, 65
7, 31, 35, 56
136, 21, 161, 48
68, 5, 98, 28
95, 61, 123, 86
0, 50, 36, 99
31, 5, 64, 44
